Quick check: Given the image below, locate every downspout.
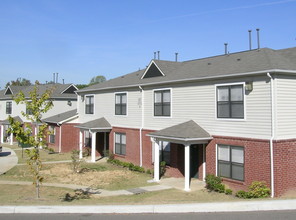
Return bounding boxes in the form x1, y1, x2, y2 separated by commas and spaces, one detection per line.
267, 72, 275, 198
139, 86, 144, 167
57, 123, 62, 153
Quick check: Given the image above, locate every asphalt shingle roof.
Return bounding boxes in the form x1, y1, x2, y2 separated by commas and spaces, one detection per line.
148, 120, 211, 141
43, 109, 78, 124
0, 84, 77, 100
1, 116, 23, 125
77, 47, 296, 93
75, 117, 111, 130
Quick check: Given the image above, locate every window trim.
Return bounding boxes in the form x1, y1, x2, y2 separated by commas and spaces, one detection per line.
6, 101, 12, 114
215, 82, 246, 121
85, 95, 95, 115
153, 88, 172, 118
114, 92, 128, 116
114, 132, 126, 156
48, 125, 56, 144
216, 144, 245, 181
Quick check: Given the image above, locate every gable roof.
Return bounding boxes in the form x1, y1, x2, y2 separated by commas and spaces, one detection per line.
77, 47, 296, 93
0, 84, 77, 100
75, 117, 111, 130
43, 109, 78, 124
141, 60, 165, 79
1, 116, 23, 125
147, 120, 211, 142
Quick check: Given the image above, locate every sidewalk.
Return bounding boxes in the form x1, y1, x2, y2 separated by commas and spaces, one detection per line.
0, 147, 18, 175
0, 199, 296, 213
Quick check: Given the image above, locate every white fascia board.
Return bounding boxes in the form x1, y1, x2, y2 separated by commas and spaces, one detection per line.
147, 134, 212, 142
60, 84, 79, 94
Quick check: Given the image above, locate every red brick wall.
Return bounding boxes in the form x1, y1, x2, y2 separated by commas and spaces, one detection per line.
273, 139, 296, 197
60, 123, 80, 152
207, 136, 271, 193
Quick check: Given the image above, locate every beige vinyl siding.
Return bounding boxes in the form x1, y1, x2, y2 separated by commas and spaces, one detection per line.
78, 89, 142, 128
144, 76, 272, 139
275, 76, 296, 139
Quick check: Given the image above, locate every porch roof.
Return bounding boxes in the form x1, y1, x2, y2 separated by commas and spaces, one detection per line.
43, 109, 78, 125
147, 120, 212, 143
1, 116, 23, 125
75, 117, 112, 131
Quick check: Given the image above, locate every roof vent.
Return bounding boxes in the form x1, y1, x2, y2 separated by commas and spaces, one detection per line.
237, 58, 241, 61
175, 52, 178, 62
256, 28, 260, 49
248, 30, 252, 50
208, 62, 211, 65
224, 43, 228, 55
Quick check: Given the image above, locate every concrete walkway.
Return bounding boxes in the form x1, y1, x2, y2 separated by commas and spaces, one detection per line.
0, 147, 18, 175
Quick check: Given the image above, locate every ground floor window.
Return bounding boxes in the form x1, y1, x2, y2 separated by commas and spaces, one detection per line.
84, 131, 92, 147
160, 141, 170, 165
48, 126, 55, 144
115, 133, 126, 155
217, 144, 244, 181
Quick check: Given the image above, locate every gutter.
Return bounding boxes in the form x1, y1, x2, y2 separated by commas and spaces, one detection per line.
267, 72, 275, 198
139, 86, 144, 167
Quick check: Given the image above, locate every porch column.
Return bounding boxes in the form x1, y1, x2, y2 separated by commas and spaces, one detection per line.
153, 138, 160, 182
104, 132, 106, 156
10, 132, 13, 145
91, 131, 96, 162
0, 125, 4, 143
59, 126, 62, 153
203, 144, 206, 181
79, 130, 83, 159
184, 143, 190, 191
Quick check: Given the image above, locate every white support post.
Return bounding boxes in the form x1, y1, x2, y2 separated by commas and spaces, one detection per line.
79, 130, 83, 159
59, 126, 62, 153
0, 125, 4, 144
10, 132, 13, 145
184, 144, 190, 191
203, 144, 206, 181
91, 131, 96, 163
153, 138, 160, 182
104, 132, 106, 157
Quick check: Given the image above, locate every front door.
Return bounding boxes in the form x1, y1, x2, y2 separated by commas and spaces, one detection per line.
190, 145, 199, 178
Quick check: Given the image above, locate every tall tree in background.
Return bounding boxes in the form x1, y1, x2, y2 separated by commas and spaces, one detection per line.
5, 77, 32, 88
89, 75, 106, 85
8, 81, 53, 198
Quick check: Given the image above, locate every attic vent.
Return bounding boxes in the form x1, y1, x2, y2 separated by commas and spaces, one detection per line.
142, 62, 164, 79
5, 87, 12, 95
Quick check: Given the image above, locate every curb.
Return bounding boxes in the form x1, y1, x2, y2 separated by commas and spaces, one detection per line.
0, 199, 296, 213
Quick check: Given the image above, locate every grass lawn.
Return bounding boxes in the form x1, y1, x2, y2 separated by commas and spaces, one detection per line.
0, 184, 240, 206
0, 162, 155, 190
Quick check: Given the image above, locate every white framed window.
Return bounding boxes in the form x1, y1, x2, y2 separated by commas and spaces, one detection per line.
154, 89, 171, 117
115, 93, 127, 115
85, 95, 94, 114
217, 144, 244, 181
6, 101, 12, 114
114, 133, 126, 155
48, 125, 55, 144
216, 84, 244, 119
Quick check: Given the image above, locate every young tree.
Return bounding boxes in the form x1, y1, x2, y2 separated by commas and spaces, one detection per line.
8, 81, 53, 198
89, 75, 106, 85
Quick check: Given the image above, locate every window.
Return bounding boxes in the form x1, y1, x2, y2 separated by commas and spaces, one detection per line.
154, 89, 171, 116
84, 131, 92, 147
160, 141, 170, 165
6, 101, 12, 114
85, 95, 94, 114
115, 133, 126, 155
49, 126, 55, 144
217, 145, 244, 181
217, 84, 244, 119
115, 93, 127, 115
26, 102, 33, 115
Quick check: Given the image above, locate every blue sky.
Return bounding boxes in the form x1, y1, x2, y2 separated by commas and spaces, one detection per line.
0, 0, 295, 89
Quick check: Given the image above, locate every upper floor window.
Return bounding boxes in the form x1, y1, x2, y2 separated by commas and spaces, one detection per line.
115, 93, 127, 115
26, 102, 33, 115
85, 95, 94, 114
115, 133, 126, 156
217, 144, 244, 181
6, 101, 12, 114
217, 84, 244, 119
154, 89, 171, 117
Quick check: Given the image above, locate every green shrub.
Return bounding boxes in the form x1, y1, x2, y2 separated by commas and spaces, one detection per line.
160, 161, 166, 177
236, 190, 249, 199
225, 188, 233, 195
146, 169, 152, 175
205, 174, 222, 191
215, 183, 225, 193
248, 181, 270, 198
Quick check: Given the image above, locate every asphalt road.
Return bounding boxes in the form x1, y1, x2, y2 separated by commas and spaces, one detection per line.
0, 210, 296, 220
